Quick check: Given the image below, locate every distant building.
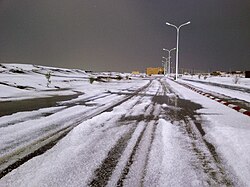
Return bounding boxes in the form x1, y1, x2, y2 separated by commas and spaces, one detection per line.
132, 71, 140, 75
146, 67, 164, 76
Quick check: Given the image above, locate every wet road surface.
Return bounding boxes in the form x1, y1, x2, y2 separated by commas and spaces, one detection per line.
0, 93, 81, 117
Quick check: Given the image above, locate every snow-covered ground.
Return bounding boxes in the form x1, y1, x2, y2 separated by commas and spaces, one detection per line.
182, 74, 250, 88
0, 63, 140, 101
165, 78, 250, 186
180, 75, 250, 106
0, 63, 87, 100
0, 64, 250, 186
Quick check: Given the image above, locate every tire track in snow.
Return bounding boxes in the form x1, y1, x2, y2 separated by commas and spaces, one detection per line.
115, 122, 149, 186
120, 121, 158, 187
0, 81, 152, 179
163, 79, 236, 185
1, 80, 150, 128
115, 93, 162, 186
183, 117, 235, 186
114, 82, 162, 186
156, 78, 237, 186
0, 125, 72, 179
100, 78, 241, 186
88, 80, 163, 186
89, 124, 140, 187
0, 93, 111, 128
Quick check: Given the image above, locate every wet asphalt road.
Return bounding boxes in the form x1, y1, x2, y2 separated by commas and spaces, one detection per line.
0, 93, 81, 117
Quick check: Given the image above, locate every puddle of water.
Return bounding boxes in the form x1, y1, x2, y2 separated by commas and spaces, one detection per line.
152, 95, 202, 122
0, 93, 81, 117
152, 94, 234, 186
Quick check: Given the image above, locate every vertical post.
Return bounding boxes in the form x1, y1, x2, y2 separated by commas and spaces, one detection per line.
163, 48, 176, 77
166, 21, 190, 81
168, 54, 171, 75
164, 62, 166, 76
175, 28, 179, 80
162, 57, 168, 76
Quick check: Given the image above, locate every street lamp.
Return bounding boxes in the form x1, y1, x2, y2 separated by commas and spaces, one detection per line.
163, 47, 176, 76
161, 61, 165, 76
166, 21, 190, 80
162, 56, 168, 76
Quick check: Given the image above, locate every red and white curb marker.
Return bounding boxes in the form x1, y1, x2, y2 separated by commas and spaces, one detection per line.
179, 82, 250, 117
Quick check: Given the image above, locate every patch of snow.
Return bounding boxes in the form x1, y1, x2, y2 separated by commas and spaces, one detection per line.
165, 78, 250, 186
144, 119, 204, 186
182, 75, 250, 88
179, 79, 250, 102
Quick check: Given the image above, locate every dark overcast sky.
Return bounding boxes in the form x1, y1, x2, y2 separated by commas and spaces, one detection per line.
0, 0, 250, 72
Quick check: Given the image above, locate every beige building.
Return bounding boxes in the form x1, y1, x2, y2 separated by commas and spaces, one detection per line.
146, 67, 164, 76
131, 71, 140, 75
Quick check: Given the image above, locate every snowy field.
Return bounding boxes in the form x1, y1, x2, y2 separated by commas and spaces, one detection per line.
0, 64, 250, 186
182, 74, 250, 88
0, 63, 139, 101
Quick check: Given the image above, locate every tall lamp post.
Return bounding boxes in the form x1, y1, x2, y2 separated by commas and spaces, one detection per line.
163, 48, 176, 76
162, 56, 168, 76
166, 21, 190, 80
161, 61, 165, 76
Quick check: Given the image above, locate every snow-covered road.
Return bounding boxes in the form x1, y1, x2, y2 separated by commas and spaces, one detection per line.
1, 77, 249, 186
0, 64, 250, 186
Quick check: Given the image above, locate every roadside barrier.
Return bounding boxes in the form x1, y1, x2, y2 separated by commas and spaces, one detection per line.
179, 82, 250, 117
